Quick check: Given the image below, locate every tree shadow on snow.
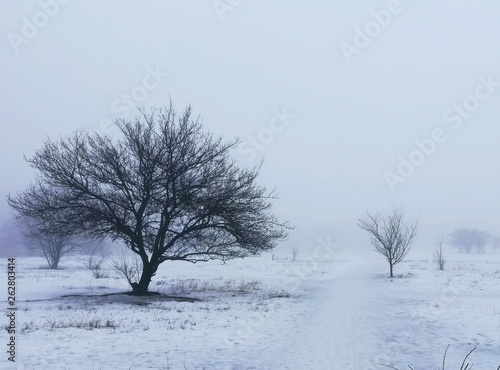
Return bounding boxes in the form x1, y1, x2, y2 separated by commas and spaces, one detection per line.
26, 292, 202, 306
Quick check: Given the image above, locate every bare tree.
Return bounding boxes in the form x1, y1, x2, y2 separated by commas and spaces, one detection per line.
21, 216, 80, 269
433, 234, 445, 271
449, 228, 490, 254
8, 103, 289, 294
357, 207, 418, 278
291, 246, 298, 261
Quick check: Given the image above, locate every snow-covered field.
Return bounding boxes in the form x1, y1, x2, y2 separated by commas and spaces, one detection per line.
1, 248, 500, 370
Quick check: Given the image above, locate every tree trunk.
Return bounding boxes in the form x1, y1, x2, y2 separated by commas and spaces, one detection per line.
389, 263, 394, 278
131, 261, 156, 295
49, 258, 59, 269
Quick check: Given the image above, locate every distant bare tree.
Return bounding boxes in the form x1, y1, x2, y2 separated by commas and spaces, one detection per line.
449, 228, 490, 254
21, 217, 81, 269
433, 234, 446, 271
291, 246, 298, 261
358, 207, 418, 277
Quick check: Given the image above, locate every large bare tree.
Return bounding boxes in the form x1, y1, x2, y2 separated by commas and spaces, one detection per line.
8, 104, 289, 294
358, 207, 418, 277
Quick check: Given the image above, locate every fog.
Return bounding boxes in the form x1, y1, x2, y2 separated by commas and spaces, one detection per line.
2, 1, 500, 255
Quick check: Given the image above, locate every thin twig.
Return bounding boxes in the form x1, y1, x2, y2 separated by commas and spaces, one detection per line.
443, 344, 450, 370
460, 347, 476, 370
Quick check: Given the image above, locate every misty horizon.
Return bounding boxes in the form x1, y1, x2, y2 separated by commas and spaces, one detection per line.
2, 1, 500, 256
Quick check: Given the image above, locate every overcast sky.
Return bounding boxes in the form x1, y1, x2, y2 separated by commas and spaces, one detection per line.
2, 1, 500, 254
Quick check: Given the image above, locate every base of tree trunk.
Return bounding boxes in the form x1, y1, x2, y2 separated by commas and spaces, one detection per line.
125, 290, 161, 297
60, 292, 201, 302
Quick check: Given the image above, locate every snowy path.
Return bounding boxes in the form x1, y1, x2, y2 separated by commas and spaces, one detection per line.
225, 253, 489, 370
284, 257, 384, 369
226, 255, 387, 370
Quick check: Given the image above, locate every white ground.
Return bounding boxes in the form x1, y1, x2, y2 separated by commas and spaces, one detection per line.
1, 248, 500, 369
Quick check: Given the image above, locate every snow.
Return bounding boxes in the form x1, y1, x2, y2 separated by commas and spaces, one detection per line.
1, 249, 500, 369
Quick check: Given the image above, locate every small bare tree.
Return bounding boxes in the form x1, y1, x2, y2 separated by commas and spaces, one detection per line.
291, 246, 298, 261
21, 216, 80, 269
357, 207, 418, 278
434, 234, 446, 271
